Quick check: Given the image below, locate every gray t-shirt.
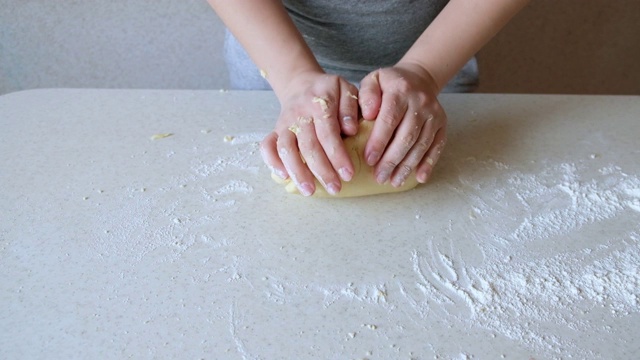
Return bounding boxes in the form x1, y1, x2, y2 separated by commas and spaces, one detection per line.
224, 0, 478, 93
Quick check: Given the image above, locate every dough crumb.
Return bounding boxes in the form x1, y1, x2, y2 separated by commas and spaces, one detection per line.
347, 91, 358, 100
150, 133, 173, 140
259, 69, 268, 79
223, 135, 235, 142
312, 96, 329, 112
288, 124, 301, 135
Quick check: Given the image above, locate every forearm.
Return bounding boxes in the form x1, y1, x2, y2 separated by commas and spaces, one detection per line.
207, 0, 322, 97
399, 0, 530, 92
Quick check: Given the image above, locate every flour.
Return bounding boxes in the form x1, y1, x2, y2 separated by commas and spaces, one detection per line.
214, 180, 254, 196
91, 132, 262, 263
224, 132, 265, 145
457, 161, 640, 247
401, 159, 640, 358
89, 129, 639, 359
210, 156, 638, 358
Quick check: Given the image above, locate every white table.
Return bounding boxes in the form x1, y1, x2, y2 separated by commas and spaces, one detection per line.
1, 89, 639, 359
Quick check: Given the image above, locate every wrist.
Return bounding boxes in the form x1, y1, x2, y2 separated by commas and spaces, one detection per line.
266, 53, 324, 99
394, 60, 441, 94
272, 67, 326, 103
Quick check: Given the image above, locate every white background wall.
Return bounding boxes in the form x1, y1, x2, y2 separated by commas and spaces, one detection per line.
1, 0, 228, 95
2, 1, 639, 96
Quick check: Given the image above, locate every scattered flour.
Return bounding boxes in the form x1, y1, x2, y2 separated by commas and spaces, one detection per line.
457, 161, 640, 247
400, 159, 640, 358
214, 180, 254, 196
223, 132, 265, 145
91, 132, 640, 359
91, 131, 262, 262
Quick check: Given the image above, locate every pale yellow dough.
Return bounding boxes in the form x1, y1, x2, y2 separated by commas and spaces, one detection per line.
272, 120, 420, 197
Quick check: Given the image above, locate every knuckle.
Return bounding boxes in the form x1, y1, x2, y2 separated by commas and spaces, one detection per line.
368, 70, 381, 83
400, 132, 418, 149
414, 139, 431, 154
341, 93, 358, 109
383, 159, 399, 171
379, 113, 399, 128
416, 93, 430, 107
315, 117, 340, 136
296, 136, 315, 152
394, 79, 412, 93
399, 164, 413, 177
301, 87, 316, 100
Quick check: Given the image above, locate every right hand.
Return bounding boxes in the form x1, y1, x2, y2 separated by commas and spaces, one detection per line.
260, 71, 360, 196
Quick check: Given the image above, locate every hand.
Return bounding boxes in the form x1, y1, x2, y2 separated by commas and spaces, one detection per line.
260, 71, 360, 196
358, 63, 447, 187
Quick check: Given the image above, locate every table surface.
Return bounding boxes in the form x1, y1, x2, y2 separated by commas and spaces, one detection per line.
1, 89, 639, 359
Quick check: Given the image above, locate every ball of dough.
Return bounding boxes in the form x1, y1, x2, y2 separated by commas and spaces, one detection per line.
272, 120, 420, 197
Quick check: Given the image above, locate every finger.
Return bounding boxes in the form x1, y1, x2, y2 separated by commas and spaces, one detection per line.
375, 111, 425, 185
260, 131, 288, 180
315, 119, 355, 183
358, 70, 382, 121
416, 128, 447, 183
295, 115, 343, 195
338, 81, 359, 137
389, 115, 435, 187
276, 130, 316, 196
364, 92, 407, 168
311, 89, 355, 183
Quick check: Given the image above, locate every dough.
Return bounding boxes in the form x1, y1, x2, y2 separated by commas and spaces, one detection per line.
272, 120, 420, 197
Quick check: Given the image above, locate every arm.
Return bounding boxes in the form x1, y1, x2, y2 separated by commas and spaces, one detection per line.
401, 0, 531, 92
359, 0, 530, 186
207, 0, 317, 96
208, 0, 359, 196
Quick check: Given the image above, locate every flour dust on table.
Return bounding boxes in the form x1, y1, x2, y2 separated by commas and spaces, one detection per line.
399, 158, 640, 357
88, 129, 639, 359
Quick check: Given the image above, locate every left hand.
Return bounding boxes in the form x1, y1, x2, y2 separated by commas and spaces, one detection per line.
358, 62, 447, 187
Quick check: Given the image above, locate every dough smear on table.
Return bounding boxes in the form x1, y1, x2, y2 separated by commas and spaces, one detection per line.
272, 119, 420, 197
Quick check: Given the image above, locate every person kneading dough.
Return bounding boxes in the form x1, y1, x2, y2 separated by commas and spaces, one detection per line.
272, 120, 419, 198
209, 1, 529, 197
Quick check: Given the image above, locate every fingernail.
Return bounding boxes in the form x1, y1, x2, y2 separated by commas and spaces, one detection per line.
366, 151, 380, 166
343, 116, 353, 123
338, 167, 353, 182
327, 183, 340, 195
391, 175, 406, 188
376, 170, 390, 184
417, 171, 429, 184
299, 183, 314, 196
